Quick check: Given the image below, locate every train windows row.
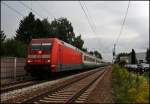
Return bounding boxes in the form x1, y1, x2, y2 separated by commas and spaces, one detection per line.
84, 55, 96, 62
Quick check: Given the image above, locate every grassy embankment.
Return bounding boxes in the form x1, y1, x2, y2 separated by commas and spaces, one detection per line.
112, 64, 149, 103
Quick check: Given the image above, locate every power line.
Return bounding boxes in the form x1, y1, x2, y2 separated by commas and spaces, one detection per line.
79, 1, 111, 53
36, 2, 54, 20
113, 0, 130, 61
2, 2, 25, 17
115, 0, 130, 46
83, 2, 97, 34
78, 1, 96, 35
82, 2, 106, 51
18, 1, 44, 19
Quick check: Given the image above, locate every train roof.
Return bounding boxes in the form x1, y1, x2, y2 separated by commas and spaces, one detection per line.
30, 38, 103, 61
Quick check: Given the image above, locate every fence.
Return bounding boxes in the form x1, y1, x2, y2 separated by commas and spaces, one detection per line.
1, 57, 26, 84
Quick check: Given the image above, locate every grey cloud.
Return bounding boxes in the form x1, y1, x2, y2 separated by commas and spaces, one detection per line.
1, 1, 149, 62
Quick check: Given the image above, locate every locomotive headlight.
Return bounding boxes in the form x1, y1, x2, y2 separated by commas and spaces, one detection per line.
27, 59, 32, 63
38, 50, 42, 54
47, 59, 50, 62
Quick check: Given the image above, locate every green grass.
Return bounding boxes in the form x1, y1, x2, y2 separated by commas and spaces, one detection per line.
112, 64, 149, 103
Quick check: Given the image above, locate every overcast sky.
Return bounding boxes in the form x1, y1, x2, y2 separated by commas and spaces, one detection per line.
1, 1, 149, 62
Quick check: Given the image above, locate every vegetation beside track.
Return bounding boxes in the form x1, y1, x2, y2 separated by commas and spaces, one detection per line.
112, 64, 149, 103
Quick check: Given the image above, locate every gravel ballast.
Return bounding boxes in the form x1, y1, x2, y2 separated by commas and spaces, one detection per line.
1, 68, 102, 103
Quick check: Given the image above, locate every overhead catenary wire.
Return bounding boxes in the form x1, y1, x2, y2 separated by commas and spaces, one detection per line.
78, 1, 96, 35
2, 2, 25, 17
115, 0, 130, 46
113, 0, 130, 61
79, 1, 110, 53
83, 1, 97, 34
36, 2, 55, 20
83, 1, 111, 53
18, 1, 44, 19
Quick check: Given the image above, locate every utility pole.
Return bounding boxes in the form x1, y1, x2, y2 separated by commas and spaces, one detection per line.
112, 44, 116, 63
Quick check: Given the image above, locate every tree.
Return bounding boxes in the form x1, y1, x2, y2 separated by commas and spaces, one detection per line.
32, 18, 52, 38
1, 39, 27, 57
82, 47, 88, 52
32, 19, 44, 38
0, 30, 6, 42
146, 48, 150, 63
15, 12, 36, 43
94, 50, 102, 59
130, 49, 137, 64
15, 13, 85, 49
73, 35, 84, 50
49, 17, 75, 45
41, 18, 51, 37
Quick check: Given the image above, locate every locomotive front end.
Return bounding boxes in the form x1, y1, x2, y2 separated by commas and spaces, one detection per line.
25, 39, 53, 78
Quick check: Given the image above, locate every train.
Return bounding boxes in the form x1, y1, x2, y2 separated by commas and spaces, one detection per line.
25, 38, 107, 78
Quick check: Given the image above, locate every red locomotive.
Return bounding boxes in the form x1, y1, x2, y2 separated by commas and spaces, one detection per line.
25, 38, 104, 78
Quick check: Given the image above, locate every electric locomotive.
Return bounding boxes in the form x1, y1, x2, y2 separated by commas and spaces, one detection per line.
25, 38, 104, 78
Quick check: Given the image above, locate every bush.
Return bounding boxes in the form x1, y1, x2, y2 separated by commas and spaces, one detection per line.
112, 64, 149, 103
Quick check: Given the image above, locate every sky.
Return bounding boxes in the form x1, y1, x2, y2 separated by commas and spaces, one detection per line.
1, 1, 149, 62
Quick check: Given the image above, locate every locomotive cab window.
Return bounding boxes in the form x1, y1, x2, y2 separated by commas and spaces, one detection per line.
31, 43, 51, 51
31, 44, 41, 50
41, 43, 51, 51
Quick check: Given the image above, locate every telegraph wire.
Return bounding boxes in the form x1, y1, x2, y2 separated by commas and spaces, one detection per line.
78, 1, 96, 35
18, 1, 44, 19
2, 2, 25, 17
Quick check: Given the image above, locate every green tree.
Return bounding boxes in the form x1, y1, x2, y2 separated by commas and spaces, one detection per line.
1, 39, 27, 57
94, 50, 102, 59
82, 47, 88, 52
41, 18, 51, 37
15, 12, 85, 50
49, 17, 75, 45
0, 30, 6, 42
15, 12, 35, 44
131, 49, 137, 64
73, 35, 84, 50
146, 48, 150, 63
32, 18, 52, 38
32, 19, 44, 38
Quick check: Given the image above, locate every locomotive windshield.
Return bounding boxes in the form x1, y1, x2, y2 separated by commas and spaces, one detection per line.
41, 43, 51, 50
31, 44, 41, 50
31, 43, 51, 51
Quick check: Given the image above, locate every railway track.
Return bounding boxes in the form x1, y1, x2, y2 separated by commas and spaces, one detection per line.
1, 68, 101, 94
1, 80, 47, 94
22, 68, 108, 103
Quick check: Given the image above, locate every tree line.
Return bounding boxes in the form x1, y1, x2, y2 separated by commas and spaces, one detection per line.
1, 12, 102, 59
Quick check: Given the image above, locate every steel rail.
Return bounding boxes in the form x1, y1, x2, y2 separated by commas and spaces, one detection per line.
22, 67, 106, 103
22, 68, 104, 103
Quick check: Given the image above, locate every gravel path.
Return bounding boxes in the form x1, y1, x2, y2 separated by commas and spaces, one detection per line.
86, 65, 114, 103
